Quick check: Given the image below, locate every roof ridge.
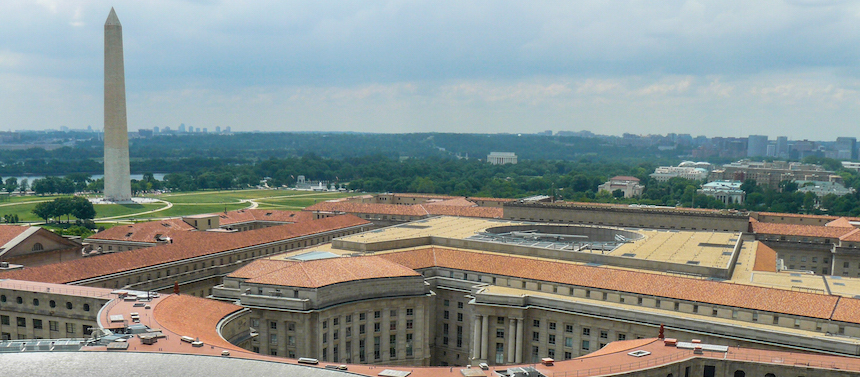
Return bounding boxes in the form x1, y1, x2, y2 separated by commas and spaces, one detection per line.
830, 296, 841, 320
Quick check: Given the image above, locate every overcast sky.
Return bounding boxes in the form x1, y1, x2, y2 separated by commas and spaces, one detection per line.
1, 1, 859, 139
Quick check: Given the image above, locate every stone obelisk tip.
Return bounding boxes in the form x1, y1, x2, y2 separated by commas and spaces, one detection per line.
105, 7, 121, 27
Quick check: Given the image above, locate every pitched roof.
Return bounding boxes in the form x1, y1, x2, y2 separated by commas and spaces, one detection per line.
242, 255, 421, 288
0, 215, 369, 284
87, 218, 194, 243
826, 217, 854, 228
217, 209, 313, 226
749, 221, 855, 239
153, 294, 243, 349
752, 243, 777, 272
305, 201, 429, 217
380, 247, 857, 322
0, 225, 30, 245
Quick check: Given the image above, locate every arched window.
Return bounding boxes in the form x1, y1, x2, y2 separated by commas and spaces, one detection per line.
83, 303, 90, 312
33, 298, 39, 306
49, 300, 56, 308
32, 243, 43, 251
66, 302, 73, 310
734, 371, 745, 377
16, 296, 22, 304
0, 295, 5, 302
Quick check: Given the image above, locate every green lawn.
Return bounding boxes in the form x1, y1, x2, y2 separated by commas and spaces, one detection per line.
149, 203, 249, 218
152, 189, 304, 204
94, 203, 167, 218
0, 202, 44, 222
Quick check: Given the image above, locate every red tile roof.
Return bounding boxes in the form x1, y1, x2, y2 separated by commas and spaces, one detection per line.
750, 220, 855, 239
380, 247, 860, 323
0, 225, 31, 245
0, 215, 369, 284
752, 243, 777, 272
826, 217, 854, 228
217, 209, 314, 226
242, 255, 421, 288
153, 294, 243, 349
87, 218, 194, 243
305, 201, 429, 217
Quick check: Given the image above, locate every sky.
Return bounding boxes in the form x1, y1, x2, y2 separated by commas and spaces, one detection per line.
1, 1, 859, 139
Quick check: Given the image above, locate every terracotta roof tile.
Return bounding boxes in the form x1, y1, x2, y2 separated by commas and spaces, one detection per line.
832, 297, 860, 323
0, 225, 33, 245
840, 228, 860, 242
245, 255, 420, 288
217, 209, 313, 226
305, 201, 429, 217
750, 221, 854, 239
380, 247, 843, 321
826, 217, 854, 227
153, 294, 243, 349
424, 205, 504, 219
752, 243, 777, 272
227, 259, 299, 279
87, 218, 194, 243
424, 197, 476, 207
0, 215, 369, 284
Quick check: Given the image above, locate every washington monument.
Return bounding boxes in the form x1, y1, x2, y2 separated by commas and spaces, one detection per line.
103, 8, 132, 202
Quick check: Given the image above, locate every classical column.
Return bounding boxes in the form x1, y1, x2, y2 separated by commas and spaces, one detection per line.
507, 318, 517, 363
514, 317, 524, 364
472, 315, 482, 361
480, 314, 489, 360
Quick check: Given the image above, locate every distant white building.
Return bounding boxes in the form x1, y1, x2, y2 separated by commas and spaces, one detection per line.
650, 162, 710, 182
796, 180, 855, 197
487, 152, 517, 165
598, 176, 644, 198
698, 181, 745, 205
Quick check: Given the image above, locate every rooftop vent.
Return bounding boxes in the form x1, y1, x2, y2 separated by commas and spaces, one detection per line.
628, 350, 651, 357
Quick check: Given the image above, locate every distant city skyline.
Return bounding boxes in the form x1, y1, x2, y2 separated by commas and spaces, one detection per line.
1, 1, 859, 139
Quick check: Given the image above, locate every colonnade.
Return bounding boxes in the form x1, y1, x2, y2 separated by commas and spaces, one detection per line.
471, 314, 523, 364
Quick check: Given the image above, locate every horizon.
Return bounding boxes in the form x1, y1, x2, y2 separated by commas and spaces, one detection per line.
1, 1, 859, 139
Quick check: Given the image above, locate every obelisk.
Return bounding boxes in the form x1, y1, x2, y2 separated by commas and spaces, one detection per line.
104, 8, 132, 202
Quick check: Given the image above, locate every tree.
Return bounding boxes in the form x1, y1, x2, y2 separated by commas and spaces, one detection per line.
32, 201, 53, 223
70, 196, 96, 220
4, 177, 17, 193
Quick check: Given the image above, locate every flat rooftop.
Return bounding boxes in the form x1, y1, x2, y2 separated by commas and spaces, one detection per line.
336, 216, 740, 270
0, 279, 114, 299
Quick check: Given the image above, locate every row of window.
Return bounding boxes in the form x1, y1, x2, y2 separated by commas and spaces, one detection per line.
0, 295, 90, 311
0, 315, 89, 334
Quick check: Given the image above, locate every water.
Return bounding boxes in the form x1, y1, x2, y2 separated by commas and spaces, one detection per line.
5, 173, 167, 182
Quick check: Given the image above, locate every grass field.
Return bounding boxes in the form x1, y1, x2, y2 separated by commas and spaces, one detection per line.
152, 189, 328, 204
152, 203, 249, 218
3, 189, 357, 223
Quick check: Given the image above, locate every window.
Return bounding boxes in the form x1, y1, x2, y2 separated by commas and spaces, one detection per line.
794, 319, 801, 328
602, 292, 608, 300
345, 315, 351, 323
322, 320, 327, 329
674, 302, 680, 311
532, 332, 540, 341
496, 328, 504, 338
374, 322, 380, 333
457, 313, 463, 322
33, 319, 42, 329
533, 319, 540, 328
565, 325, 573, 333
65, 323, 75, 333
390, 321, 397, 331
582, 328, 590, 336
16, 317, 26, 327
0, 316, 8, 325
16, 296, 22, 304
565, 337, 573, 347
390, 309, 397, 317
406, 308, 413, 316
359, 324, 366, 335
581, 340, 590, 350
693, 305, 698, 313
322, 332, 327, 343
270, 321, 277, 330
374, 311, 381, 319
618, 333, 626, 340
33, 298, 39, 306
497, 317, 505, 325
752, 313, 758, 322
49, 321, 59, 332
0, 295, 5, 302
655, 299, 661, 308
548, 334, 556, 344
599, 330, 608, 339
712, 308, 719, 316
345, 327, 351, 337
333, 317, 339, 326
32, 243, 43, 251
406, 320, 413, 330
443, 299, 449, 307
773, 316, 779, 324
288, 322, 295, 331
549, 322, 556, 331
637, 297, 643, 305
269, 334, 277, 344
359, 313, 366, 321
457, 302, 464, 309
66, 302, 72, 310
